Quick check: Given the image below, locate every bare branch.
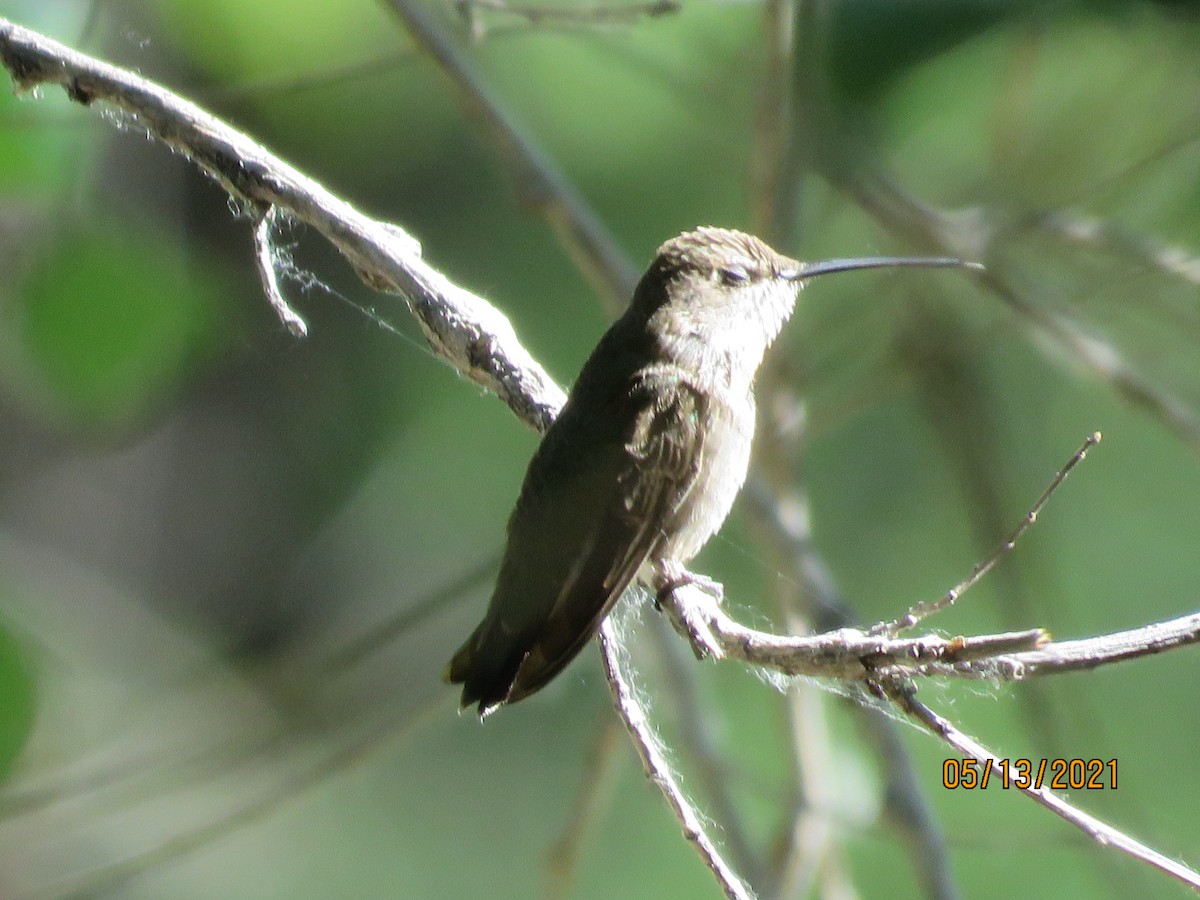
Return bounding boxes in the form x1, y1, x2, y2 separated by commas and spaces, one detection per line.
661, 581, 1045, 676
982, 609, 1200, 677
597, 618, 754, 900
748, 0, 794, 239
829, 154, 1200, 449
0, 17, 566, 433
661, 576, 1200, 684
746, 4, 904, 892
1039, 208, 1200, 288
887, 682, 1200, 892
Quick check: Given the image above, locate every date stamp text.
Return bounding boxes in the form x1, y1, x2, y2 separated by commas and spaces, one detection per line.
943, 758, 1117, 790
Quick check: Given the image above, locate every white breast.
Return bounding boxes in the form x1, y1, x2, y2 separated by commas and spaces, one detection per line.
661, 389, 755, 566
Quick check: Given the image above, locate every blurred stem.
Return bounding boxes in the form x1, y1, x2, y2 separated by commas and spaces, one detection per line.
751, 2, 854, 895
545, 710, 625, 900
748, 3, 957, 898
381, 0, 639, 311
30, 697, 445, 898
749, 0, 794, 241
800, 54, 1200, 449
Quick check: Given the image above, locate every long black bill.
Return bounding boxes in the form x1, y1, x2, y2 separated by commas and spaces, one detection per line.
787, 256, 984, 281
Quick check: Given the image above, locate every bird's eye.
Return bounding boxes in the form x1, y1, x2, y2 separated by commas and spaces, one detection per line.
719, 266, 749, 286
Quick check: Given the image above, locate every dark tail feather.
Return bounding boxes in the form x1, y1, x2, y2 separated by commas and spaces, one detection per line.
444, 623, 526, 718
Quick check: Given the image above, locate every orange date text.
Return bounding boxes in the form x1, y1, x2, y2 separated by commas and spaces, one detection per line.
942, 758, 1117, 790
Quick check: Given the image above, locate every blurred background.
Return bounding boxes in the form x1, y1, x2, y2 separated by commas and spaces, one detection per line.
1, 0, 1199, 897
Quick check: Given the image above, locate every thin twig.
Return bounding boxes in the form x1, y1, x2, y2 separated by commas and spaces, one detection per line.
253, 206, 308, 337
900, 309, 1084, 770
662, 583, 1046, 677
597, 617, 754, 900
886, 682, 1200, 892
875, 431, 1102, 635
978, 609, 1200, 676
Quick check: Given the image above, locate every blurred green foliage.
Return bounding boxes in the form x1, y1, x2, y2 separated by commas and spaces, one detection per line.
0, 618, 33, 779
13, 223, 221, 427
1, 1, 1200, 899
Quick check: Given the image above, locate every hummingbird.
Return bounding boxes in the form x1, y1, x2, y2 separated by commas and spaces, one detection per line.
445, 227, 974, 717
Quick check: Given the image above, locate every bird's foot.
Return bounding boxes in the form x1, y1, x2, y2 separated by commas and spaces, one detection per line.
653, 567, 724, 609
652, 567, 726, 661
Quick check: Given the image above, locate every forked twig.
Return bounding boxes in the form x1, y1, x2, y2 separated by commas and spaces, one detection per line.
874, 431, 1102, 635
